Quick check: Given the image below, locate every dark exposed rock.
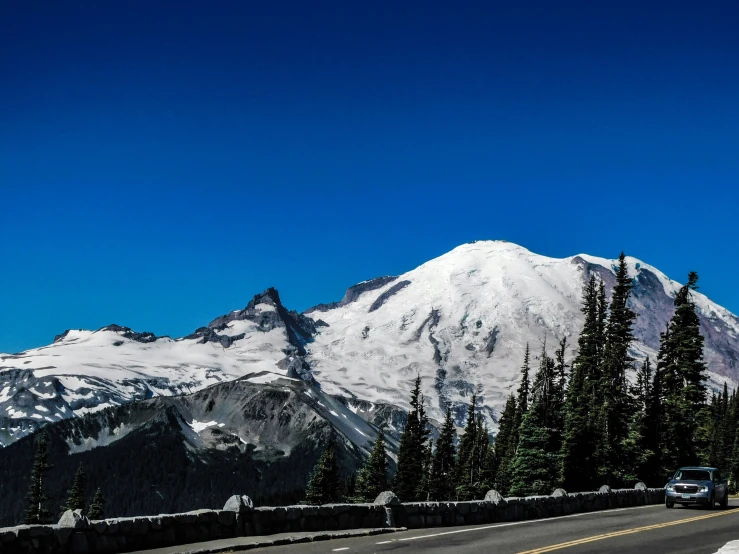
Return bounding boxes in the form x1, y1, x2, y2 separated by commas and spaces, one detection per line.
332, 396, 409, 443
484, 327, 499, 357
0, 378, 389, 527
305, 276, 399, 313
278, 357, 316, 385
184, 327, 245, 348
54, 330, 72, 343
206, 288, 317, 356
368, 281, 411, 313
99, 324, 159, 343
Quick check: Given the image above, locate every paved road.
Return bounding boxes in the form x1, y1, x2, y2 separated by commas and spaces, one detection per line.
250, 501, 739, 554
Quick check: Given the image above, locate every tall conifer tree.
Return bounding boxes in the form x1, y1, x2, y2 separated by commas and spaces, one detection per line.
88, 488, 105, 520
596, 252, 636, 487
518, 344, 531, 414
393, 376, 430, 501
455, 394, 491, 499
560, 277, 599, 491
24, 431, 52, 524
657, 272, 708, 476
429, 408, 457, 500
510, 344, 559, 496
305, 441, 341, 505
355, 432, 388, 502
493, 394, 518, 495
63, 463, 87, 514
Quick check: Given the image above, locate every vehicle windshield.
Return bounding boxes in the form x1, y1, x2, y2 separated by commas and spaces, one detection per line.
674, 469, 711, 481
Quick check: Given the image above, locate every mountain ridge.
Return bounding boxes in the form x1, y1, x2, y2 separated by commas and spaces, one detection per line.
2, 240, 738, 446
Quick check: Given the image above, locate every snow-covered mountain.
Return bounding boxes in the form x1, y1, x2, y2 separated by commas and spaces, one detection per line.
307, 241, 739, 425
0, 375, 396, 526
0, 288, 320, 446
2, 240, 738, 446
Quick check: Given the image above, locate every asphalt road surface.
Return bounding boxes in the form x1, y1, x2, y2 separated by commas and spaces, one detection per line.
250, 501, 739, 554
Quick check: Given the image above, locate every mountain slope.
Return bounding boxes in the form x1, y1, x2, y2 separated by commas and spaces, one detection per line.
306, 241, 739, 425
2, 240, 738, 443
0, 288, 319, 446
0, 374, 394, 527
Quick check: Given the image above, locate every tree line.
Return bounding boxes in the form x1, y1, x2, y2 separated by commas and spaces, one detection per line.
23, 431, 106, 524
305, 254, 734, 503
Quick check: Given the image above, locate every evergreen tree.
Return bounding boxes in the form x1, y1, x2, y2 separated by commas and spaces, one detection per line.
455, 394, 490, 499
596, 252, 637, 487
518, 344, 531, 414
493, 394, 518, 495
354, 432, 389, 502
510, 344, 559, 496
345, 472, 357, 501
24, 431, 52, 525
551, 337, 568, 453
418, 440, 434, 501
624, 358, 656, 483
63, 463, 87, 515
393, 376, 430, 501
429, 408, 457, 500
560, 277, 599, 491
305, 441, 341, 505
480, 441, 498, 492
393, 376, 429, 502
87, 488, 105, 520
657, 272, 708, 477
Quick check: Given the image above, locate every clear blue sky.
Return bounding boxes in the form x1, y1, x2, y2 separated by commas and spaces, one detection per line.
1, 1, 738, 353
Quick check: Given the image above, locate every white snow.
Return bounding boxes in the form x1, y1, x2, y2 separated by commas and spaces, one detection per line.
307, 241, 739, 428
0, 387, 11, 403
1, 240, 737, 440
190, 420, 219, 433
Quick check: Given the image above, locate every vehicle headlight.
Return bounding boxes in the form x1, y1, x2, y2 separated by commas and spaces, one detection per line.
699, 486, 709, 492
666, 485, 674, 491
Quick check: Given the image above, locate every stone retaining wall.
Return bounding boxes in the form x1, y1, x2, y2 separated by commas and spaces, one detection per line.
394, 488, 665, 529
0, 488, 665, 554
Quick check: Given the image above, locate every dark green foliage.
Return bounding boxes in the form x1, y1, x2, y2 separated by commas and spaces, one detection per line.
88, 488, 105, 520
418, 440, 433, 501
624, 358, 657, 483
393, 376, 430, 501
518, 344, 531, 414
344, 472, 357, 500
509, 408, 557, 496
429, 408, 457, 501
62, 463, 87, 515
354, 433, 388, 502
595, 252, 637, 487
0, 397, 367, 526
510, 343, 559, 496
657, 272, 708, 477
454, 394, 491, 500
24, 431, 52, 525
493, 394, 517, 495
560, 277, 599, 491
304, 441, 342, 505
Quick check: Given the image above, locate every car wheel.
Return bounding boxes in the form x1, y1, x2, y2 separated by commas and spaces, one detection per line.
721, 493, 729, 509
706, 493, 715, 510
666, 500, 674, 509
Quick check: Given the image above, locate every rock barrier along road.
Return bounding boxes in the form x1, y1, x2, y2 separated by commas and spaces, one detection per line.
245, 501, 739, 554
